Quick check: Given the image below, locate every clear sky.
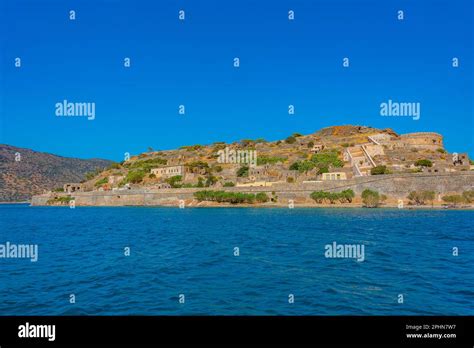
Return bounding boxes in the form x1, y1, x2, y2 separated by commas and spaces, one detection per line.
1, 0, 472, 161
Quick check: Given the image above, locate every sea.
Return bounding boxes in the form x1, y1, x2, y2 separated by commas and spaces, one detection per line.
0, 204, 473, 315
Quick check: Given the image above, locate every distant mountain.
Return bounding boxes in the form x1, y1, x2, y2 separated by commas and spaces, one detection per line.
0, 144, 113, 202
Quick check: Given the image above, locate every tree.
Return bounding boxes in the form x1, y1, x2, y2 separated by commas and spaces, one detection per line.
442, 195, 464, 206
197, 177, 205, 187
462, 190, 474, 203
361, 189, 380, 208
407, 190, 435, 205
310, 191, 327, 203
205, 175, 218, 187
285, 136, 297, 144
341, 189, 355, 203
166, 175, 183, 188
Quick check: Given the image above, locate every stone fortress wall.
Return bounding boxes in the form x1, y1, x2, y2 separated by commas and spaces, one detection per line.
396, 132, 443, 150
31, 171, 474, 206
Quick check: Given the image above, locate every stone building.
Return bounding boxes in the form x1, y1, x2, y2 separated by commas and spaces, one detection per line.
321, 172, 347, 181
451, 153, 470, 166
63, 183, 82, 193
397, 132, 443, 150
310, 144, 325, 153
108, 175, 124, 185
151, 165, 185, 179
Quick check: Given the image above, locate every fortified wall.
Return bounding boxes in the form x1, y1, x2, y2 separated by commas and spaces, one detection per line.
31, 172, 474, 206
396, 132, 443, 150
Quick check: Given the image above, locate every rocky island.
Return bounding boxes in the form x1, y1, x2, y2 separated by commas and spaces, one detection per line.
31, 125, 474, 208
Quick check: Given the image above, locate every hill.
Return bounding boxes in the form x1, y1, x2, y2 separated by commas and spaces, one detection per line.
0, 144, 113, 202
75, 125, 470, 192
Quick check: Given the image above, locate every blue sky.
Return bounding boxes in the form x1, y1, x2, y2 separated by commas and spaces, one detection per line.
1, 0, 472, 161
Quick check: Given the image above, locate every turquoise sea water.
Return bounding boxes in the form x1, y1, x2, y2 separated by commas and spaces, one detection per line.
0, 204, 473, 315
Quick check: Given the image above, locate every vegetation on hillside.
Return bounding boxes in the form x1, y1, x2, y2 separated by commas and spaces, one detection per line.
371, 165, 390, 175
415, 159, 433, 167
407, 190, 435, 205
124, 157, 167, 172
290, 150, 343, 173
194, 190, 269, 204
361, 189, 381, 208
257, 156, 286, 165
310, 189, 355, 204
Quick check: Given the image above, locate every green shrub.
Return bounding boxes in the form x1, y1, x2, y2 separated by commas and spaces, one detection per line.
327, 192, 339, 204
310, 189, 354, 204
256, 192, 269, 203
52, 187, 64, 192
124, 157, 167, 172
237, 166, 249, 177
197, 177, 205, 187
286, 177, 295, 183
311, 150, 343, 168
94, 177, 108, 187
371, 165, 389, 175
223, 182, 235, 187
442, 194, 464, 206
407, 191, 435, 205
166, 175, 183, 188
205, 175, 218, 187
285, 136, 297, 144
310, 191, 328, 203
361, 189, 380, 208
47, 195, 74, 205
289, 160, 315, 173
193, 190, 261, 204
341, 189, 355, 203
125, 170, 146, 184
257, 156, 286, 165
462, 190, 474, 203
415, 159, 433, 167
